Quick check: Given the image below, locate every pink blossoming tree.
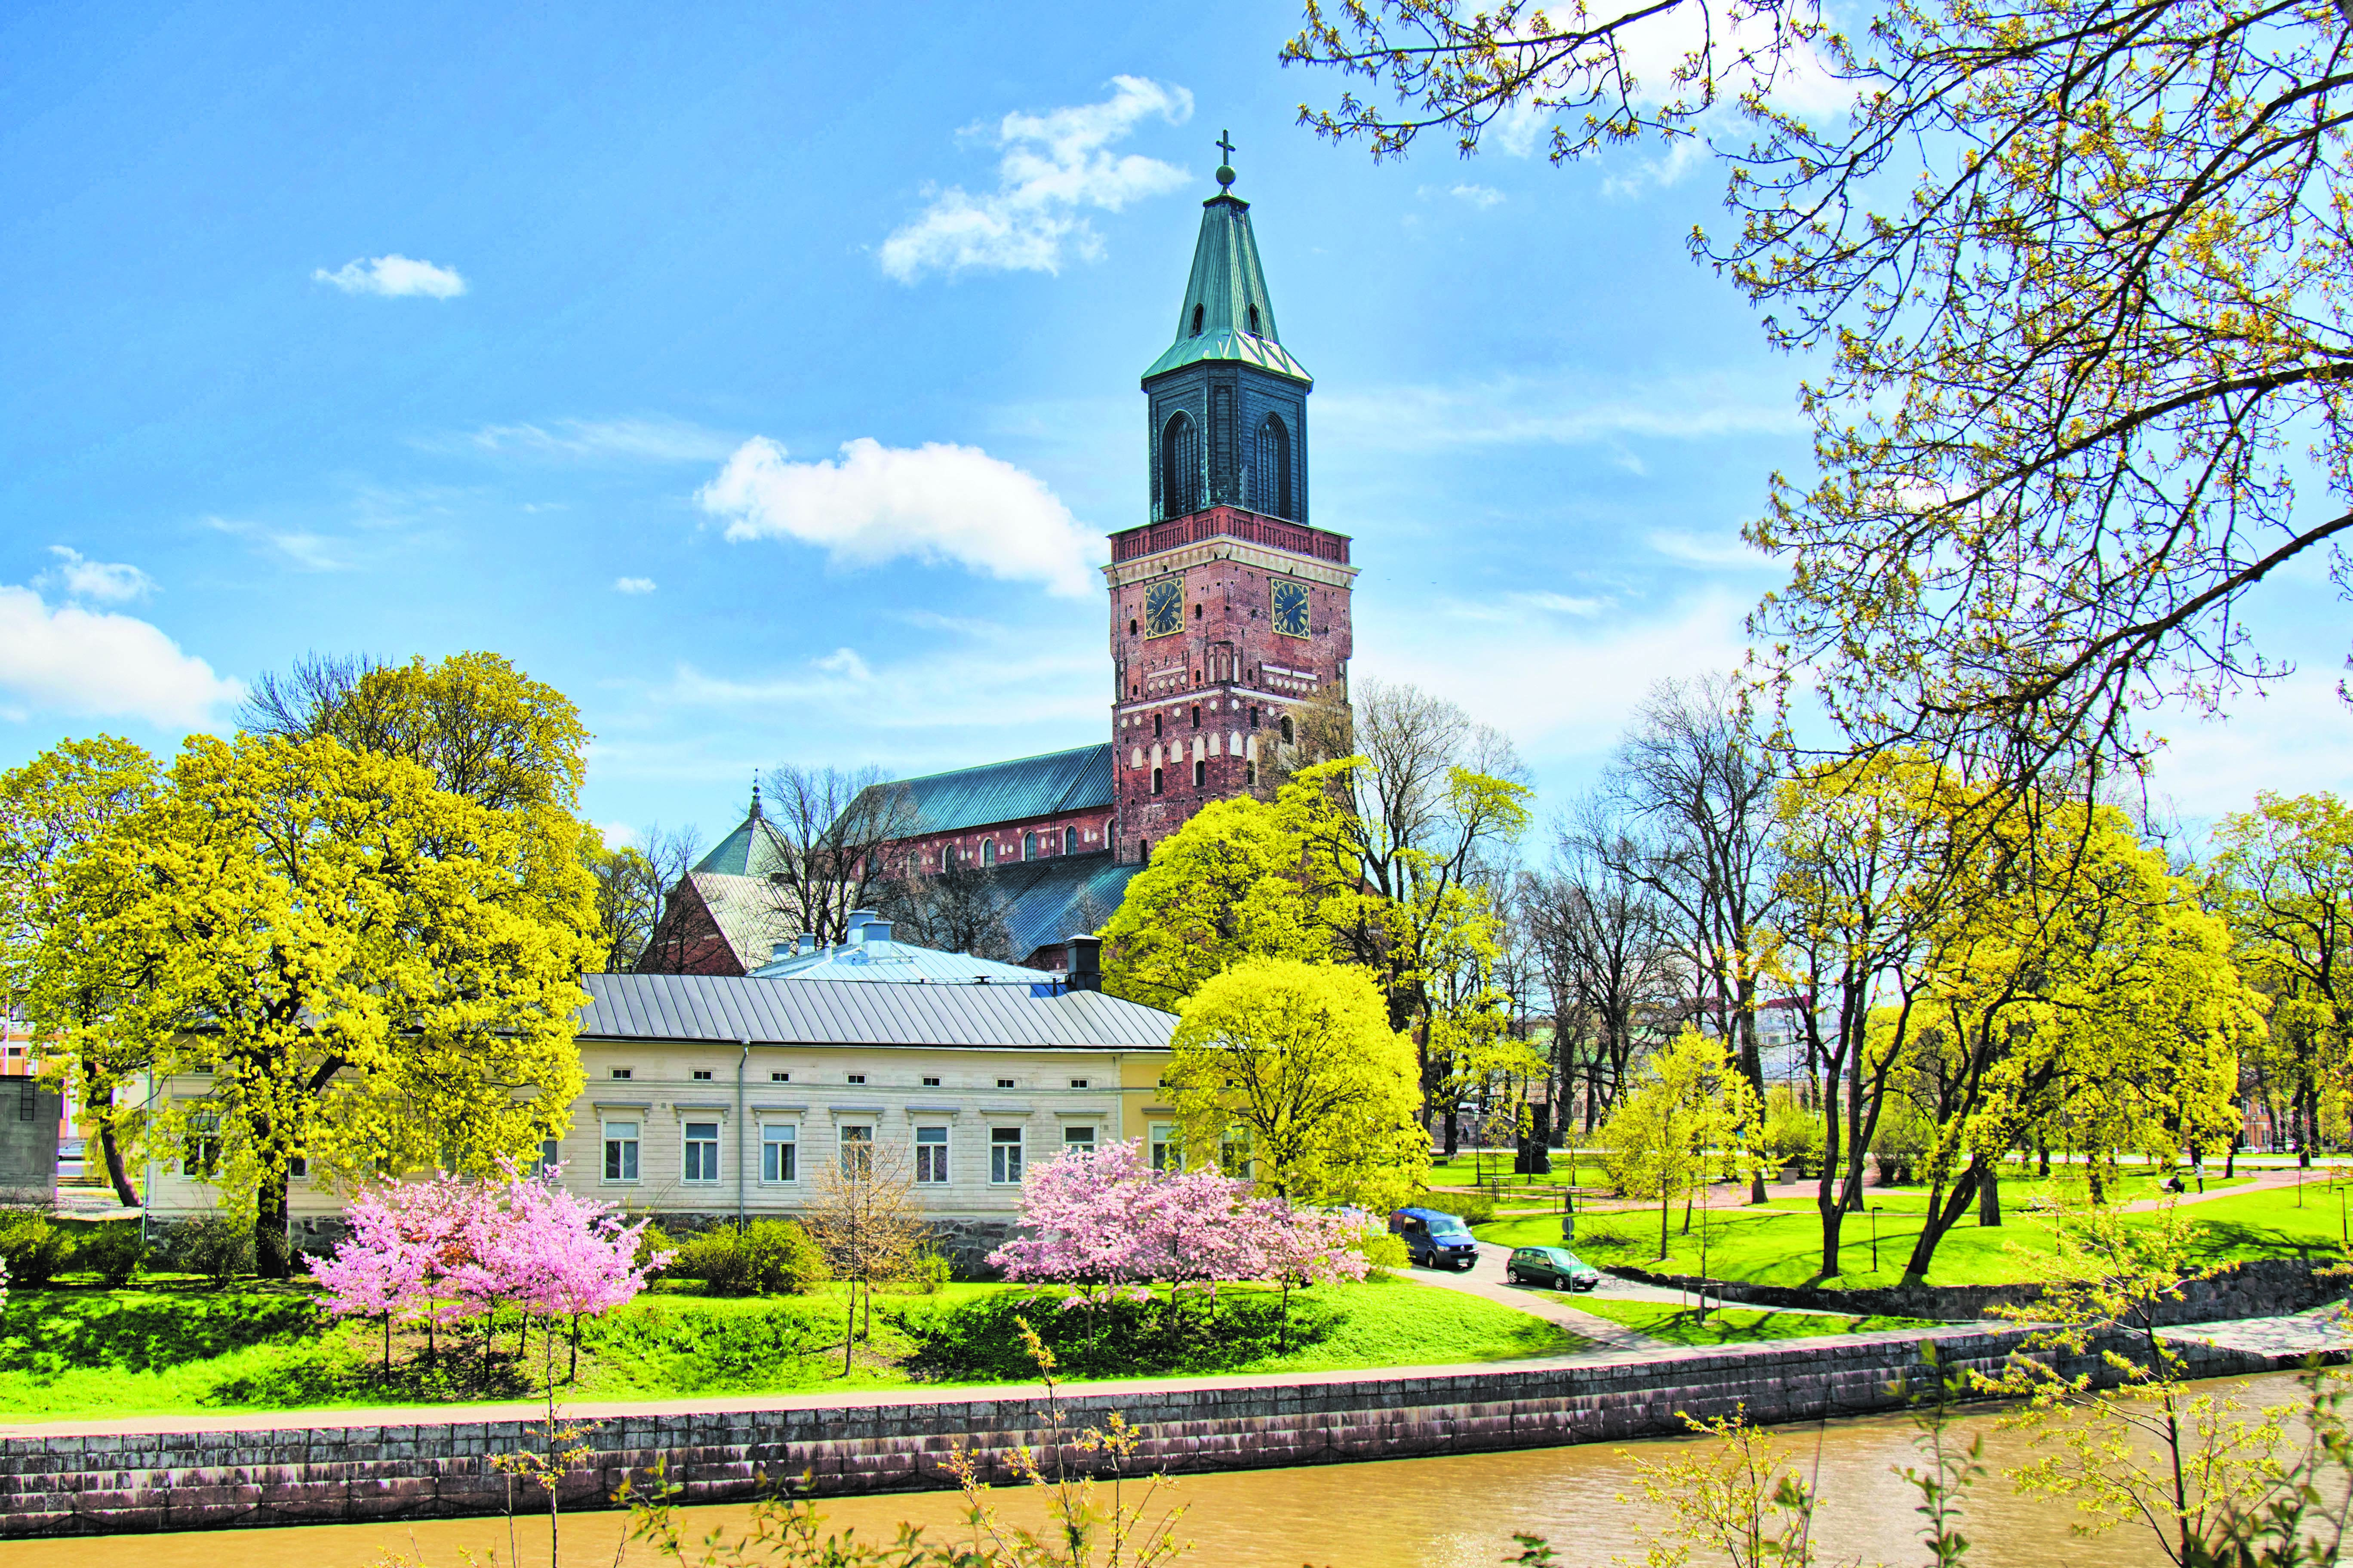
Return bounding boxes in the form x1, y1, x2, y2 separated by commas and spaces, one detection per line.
990, 1141, 1366, 1347
307, 1163, 666, 1382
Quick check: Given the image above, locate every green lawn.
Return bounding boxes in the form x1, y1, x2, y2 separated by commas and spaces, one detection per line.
1477, 1179, 2353, 1290
0, 1272, 1578, 1423
1553, 1295, 1940, 1346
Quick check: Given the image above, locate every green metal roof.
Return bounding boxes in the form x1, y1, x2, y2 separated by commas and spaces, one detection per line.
864, 744, 1113, 838
1141, 191, 1312, 386
693, 791, 795, 878
995, 852, 1139, 961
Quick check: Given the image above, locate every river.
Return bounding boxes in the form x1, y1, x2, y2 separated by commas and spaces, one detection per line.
5, 1372, 2328, 1568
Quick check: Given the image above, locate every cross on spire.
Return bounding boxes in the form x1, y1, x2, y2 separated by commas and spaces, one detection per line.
1215, 129, 1235, 163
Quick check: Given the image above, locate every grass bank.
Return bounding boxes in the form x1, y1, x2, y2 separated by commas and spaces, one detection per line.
1478, 1177, 2353, 1289
0, 1273, 1577, 1423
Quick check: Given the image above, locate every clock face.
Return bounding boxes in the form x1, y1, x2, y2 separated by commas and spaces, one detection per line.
1143, 577, 1184, 639
1272, 579, 1310, 639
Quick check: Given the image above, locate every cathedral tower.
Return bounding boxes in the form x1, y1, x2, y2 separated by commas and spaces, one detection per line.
1105, 148, 1357, 863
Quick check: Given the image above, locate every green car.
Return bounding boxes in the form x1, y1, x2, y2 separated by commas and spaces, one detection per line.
1507, 1245, 1600, 1291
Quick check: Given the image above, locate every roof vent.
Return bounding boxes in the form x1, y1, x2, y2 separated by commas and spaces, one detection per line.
796, 932, 818, 955
861, 916, 894, 945
770, 941, 795, 964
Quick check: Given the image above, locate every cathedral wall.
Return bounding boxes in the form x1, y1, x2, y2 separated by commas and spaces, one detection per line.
886, 808, 1117, 876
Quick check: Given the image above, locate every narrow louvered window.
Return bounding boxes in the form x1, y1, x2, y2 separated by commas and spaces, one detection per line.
1161, 413, 1201, 517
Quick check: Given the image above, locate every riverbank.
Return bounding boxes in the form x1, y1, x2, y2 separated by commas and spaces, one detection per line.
4, 1313, 2341, 1540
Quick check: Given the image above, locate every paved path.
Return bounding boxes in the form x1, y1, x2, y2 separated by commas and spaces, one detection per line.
2165, 1301, 2353, 1359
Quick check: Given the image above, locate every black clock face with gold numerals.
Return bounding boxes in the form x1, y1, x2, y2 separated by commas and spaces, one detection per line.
1271, 579, 1310, 639
1143, 577, 1184, 638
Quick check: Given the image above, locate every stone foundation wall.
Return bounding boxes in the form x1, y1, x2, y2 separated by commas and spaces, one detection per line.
0, 1328, 2303, 1539
1604, 1257, 2347, 1325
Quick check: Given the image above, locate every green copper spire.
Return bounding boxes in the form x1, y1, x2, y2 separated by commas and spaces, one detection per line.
1141, 136, 1312, 387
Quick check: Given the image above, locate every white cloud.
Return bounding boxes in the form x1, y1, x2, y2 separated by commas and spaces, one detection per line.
1318, 372, 1803, 453
1371, 587, 1755, 762
1648, 529, 1780, 570
42, 546, 157, 603
698, 435, 1099, 598
312, 254, 468, 298
2147, 671, 2353, 825
614, 577, 657, 594
880, 77, 1193, 282
658, 634, 1104, 738
0, 584, 240, 728
596, 821, 639, 850
458, 417, 737, 464
1421, 182, 1506, 208
203, 515, 351, 571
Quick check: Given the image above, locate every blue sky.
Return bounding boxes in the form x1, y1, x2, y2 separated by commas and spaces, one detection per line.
4, 0, 2345, 850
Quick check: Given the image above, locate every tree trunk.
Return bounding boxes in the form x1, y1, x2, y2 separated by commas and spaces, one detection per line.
1736, 977, 1769, 1205
1904, 1165, 1981, 1280
1443, 1112, 1460, 1159
255, 1169, 293, 1280
1978, 1165, 2001, 1227
98, 1122, 139, 1208
2037, 1138, 2051, 1178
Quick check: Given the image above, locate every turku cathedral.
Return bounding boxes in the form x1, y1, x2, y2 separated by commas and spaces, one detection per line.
653, 160, 1356, 975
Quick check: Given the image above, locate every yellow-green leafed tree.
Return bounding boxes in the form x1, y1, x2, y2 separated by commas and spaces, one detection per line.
0, 736, 166, 1206
1601, 1029, 1762, 1262
1099, 794, 1348, 1008
2208, 792, 2353, 1165
1166, 957, 1425, 1211
101, 733, 598, 1277
1899, 803, 2261, 1278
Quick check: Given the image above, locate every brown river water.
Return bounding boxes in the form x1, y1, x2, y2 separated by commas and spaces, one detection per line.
6, 1373, 2328, 1568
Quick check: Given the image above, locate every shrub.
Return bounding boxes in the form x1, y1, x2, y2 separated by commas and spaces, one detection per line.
672, 1220, 826, 1296
0, 1209, 71, 1286
75, 1223, 144, 1287
1359, 1229, 1409, 1279
896, 1247, 950, 1294
1408, 1191, 1495, 1226
173, 1214, 255, 1285
635, 1221, 678, 1278
895, 1288, 1337, 1380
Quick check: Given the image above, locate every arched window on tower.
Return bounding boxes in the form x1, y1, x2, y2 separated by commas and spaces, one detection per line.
1190, 303, 1205, 336
1247, 303, 1261, 335
1160, 412, 1201, 518
1064, 827, 1078, 855
981, 839, 997, 868
1254, 415, 1292, 519
1024, 831, 1037, 861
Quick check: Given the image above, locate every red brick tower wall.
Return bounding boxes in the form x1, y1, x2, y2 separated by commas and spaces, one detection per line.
1104, 506, 1356, 861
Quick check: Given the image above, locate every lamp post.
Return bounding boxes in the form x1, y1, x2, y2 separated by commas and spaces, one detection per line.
1870, 1205, 1880, 1274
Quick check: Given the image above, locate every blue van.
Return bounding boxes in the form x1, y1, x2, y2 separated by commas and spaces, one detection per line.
1388, 1207, 1480, 1272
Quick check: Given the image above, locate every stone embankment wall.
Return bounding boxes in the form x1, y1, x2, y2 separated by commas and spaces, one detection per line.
1603, 1257, 2346, 1325
0, 1328, 2303, 1539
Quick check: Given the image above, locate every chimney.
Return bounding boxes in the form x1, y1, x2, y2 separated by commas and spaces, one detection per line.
769, 941, 795, 965
1065, 935, 1104, 992
796, 932, 818, 955
844, 909, 879, 946
862, 917, 894, 944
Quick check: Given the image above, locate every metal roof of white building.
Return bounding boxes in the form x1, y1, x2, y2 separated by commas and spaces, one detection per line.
578, 972, 1175, 1051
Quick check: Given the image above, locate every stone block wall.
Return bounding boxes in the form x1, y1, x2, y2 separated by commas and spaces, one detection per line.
0, 1327, 2304, 1539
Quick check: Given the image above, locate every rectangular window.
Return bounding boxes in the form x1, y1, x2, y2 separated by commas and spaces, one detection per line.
1064, 1125, 1097, 1154
923, 1075, 941, 1087
1193, 760, 1206, 788
181, 1110, 221, 1178
771, 1070, 790, 1082
683, 1121, 720, 1183
840, 1124, 874, 1179
990, 1127, 1024, 1185
610, 1067, 633, 1080
1069, 1078, 1089, 1089
996, 1077, 1015, 1088
692, 1069, 714, 1081
762, 1123, 798, 1183
288, 1154, 309, 1180
1149, 1124, 1178, 1173
915, 1125, 950, 1184
530, 1137, 560, 1177
847, 1073, 866, 1085
603, 1120, 640, 1182
1220, 1127, 1252, 1177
